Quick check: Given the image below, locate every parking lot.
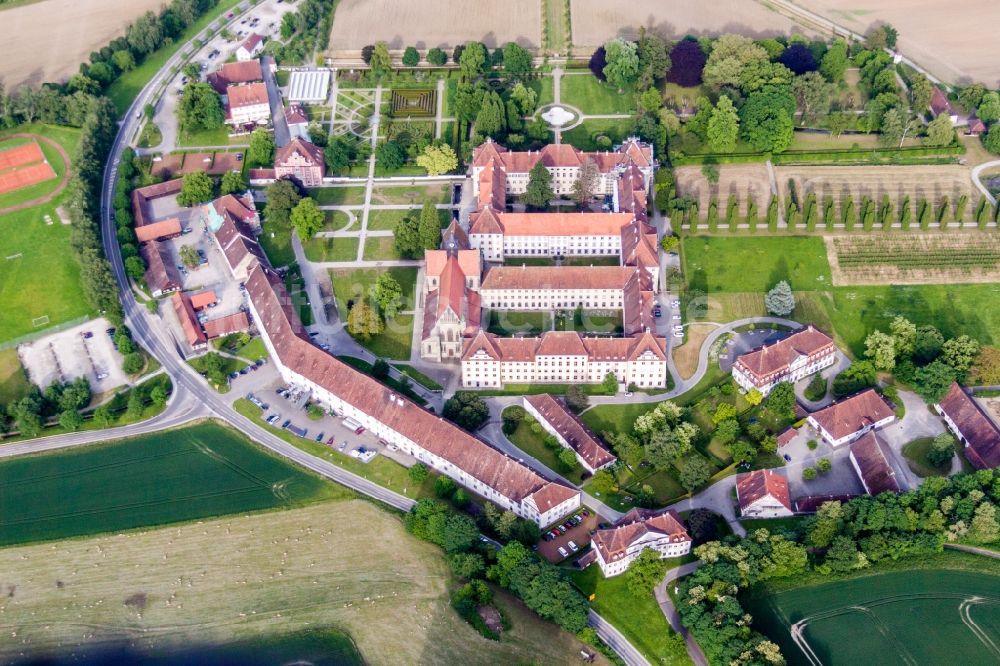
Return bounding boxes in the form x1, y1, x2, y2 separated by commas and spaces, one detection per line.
234, 377, 421, 469
537, 509, 598, 563
151, 0, 299, 151
18, 318, 128, 395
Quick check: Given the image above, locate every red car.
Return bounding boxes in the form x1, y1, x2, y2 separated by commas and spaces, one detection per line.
326, 435, 336, 446
354, 426, 366, 435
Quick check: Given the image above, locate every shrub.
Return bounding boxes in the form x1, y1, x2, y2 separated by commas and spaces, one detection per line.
804, 374, 827, 402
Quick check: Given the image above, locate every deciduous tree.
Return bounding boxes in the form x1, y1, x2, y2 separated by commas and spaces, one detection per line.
707, 95, 739, 152
177, 171, 213, 206
524, 160, 553, 209
290, 197, 324, 241
369, 42, 392, 78
264, 179, 302, 228
602, 38, 640, 91
666, 39, 706, 87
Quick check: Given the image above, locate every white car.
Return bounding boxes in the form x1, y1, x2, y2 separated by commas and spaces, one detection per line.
672, 315, 681, 320
568, 540, 579, 552
557, 546, 569, 558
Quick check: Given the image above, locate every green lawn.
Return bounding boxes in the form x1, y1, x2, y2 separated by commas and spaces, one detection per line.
746, 567, 1000, 666
106, 0, 243, 114
0, 134, 69, 209
682, 235, 832, 293
370, 184, 450, 206
330, 267, 417, 360
0, 421, 344, 546
284, 266, 314, 326
561, 118, 636, 151
900, 436, 960, 477
569, 564, 689, 666
529, 75, 556, 108
324, 210, 353, 230
391, 363, 444, 391
560, 74, 635, 115
178, 124, 236, 147
137, 121, 163, 149
233, 336, 269, 363
0, 349, 31, 403
234, 399, 435, 498
258, 223, 296, 268
367, 208, 415, 231
307, 186, 367, 205
362, 235, 408, 260
487, 310, 552, 336
504, 409, 587, 485
0, 126, 92, 345
303, 236, 359, 262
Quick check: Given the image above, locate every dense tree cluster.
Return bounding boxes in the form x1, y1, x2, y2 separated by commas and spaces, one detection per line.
268, 0, 335, 65
442, 391, 490, 431
857, 315, 982, 402
681, 468, 1000, 664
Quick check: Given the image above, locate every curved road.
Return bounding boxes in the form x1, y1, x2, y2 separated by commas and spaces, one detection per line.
655, 562, 708, 666
971, 160, 1000, 206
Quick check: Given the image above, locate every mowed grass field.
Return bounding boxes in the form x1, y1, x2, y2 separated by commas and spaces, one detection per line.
0, 421, 344, 547
0, 501, 605, 665
747, 567, 1000, 666
0, 124, 93, 345
560, 74, 636, 115
679, 235, 1000, 355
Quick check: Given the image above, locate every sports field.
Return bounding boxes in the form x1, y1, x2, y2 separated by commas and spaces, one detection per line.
747, 568, 1000, 665
0, 124, 92, 345
0, 501, 604, 665
0, 421, 344, 546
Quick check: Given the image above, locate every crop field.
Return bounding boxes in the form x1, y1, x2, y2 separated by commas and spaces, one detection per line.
328, 0, 540, 51
0, 422, 343, 546
747, 568, 1000, 666
568, 0, 805, 47
792, 0, 1000, 84
0, 0, 163, 87
0, 501, 603, 666
826, 233, 1000, 286
776, 165, 978, 222
675, 164, 773, 216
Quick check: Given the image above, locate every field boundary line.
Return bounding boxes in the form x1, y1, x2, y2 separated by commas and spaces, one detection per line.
0, 133, 71, 215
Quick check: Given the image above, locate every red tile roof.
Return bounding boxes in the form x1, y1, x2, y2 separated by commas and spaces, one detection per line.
735, 325, 835, 382
809, 389, 895, 441
171, 292, 206, 347
208, 60, 263, 93
227, 82, 269, 108
240, 33, 264, 53
591, 508, 689, 564
481, 265, 635, 291
131, 179, 183, 228
215, 215, 267, 273
850, 431, 900, 495
472, 211, 634, 237
937, 382, 1000, 469
930, 86, 954, 116
135, 217, 182, 243
189, 290, 218, 310
204, 311, 251, 339
213, 192, 258, 226
524, 394, 615, 470
244, 263, 578, 509
478, 158, 507, 209
462, 330, 666, 363
736, 469, 792, 513
275, 138, 325, 168
140, 241, 182, 295
472, 138, 652, 173
284, 103, 308, 125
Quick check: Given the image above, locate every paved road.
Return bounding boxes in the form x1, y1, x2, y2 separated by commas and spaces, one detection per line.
262, 55, 291, 147
589, 610, 650, 666
655, 562, 708, 666
971, 160, 1000, 206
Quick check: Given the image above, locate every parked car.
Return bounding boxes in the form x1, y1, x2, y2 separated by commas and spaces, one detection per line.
326, 435, 336, 445
568, 540, 579, 552
281, 419, 291, 429
315, 432, 325, 442
82, 331, 93, 339
557, 546, 569, 558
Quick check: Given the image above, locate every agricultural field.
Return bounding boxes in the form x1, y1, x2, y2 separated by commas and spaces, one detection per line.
328, 0, 540, 51
568, 0, 806, 47
0, 421, 342, 547
0, 501, 603, 666
679, 234, 1000, 354
747, 567, 1000, 665
0, 0, 163, 87
826, 233, 1000, 286
793, 0, 1000, 84
0, 124, 92, 345
675, 164, 772, 216
776, 164, 978, 223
